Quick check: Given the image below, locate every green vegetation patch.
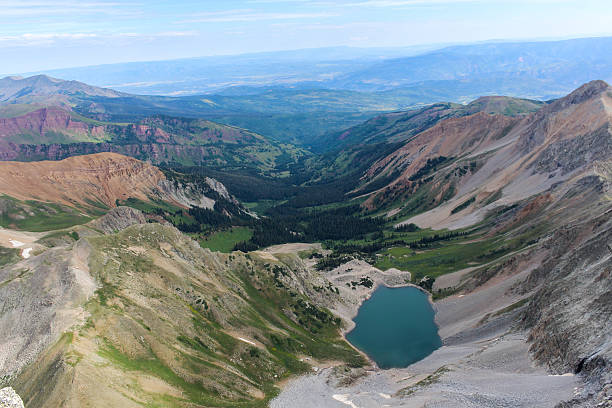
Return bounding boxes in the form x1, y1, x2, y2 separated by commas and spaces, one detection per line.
37, 230, 80, 247
0, 247, 21, 268
0, 195, 91, 232
450, 196, 476, 214
98, 339, 265, 408
197, 227, 253, 253
375, 224, 542, 281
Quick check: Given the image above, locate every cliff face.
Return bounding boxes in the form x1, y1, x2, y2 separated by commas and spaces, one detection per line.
89, 206, 148, 234
521, 212, 612, 403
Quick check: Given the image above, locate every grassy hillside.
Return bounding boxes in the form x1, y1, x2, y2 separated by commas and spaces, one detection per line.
13, 223, 363, 407
0, 195, 93, 232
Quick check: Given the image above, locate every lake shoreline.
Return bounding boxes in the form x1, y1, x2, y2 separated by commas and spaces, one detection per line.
339, 278, 438, 371
344, 285, 442, 370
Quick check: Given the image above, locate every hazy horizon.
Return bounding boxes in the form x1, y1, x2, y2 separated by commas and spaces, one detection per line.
5, 34, 606, 76
2, 0, 612, 73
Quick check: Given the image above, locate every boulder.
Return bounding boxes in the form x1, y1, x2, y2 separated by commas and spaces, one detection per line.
0, 388, 24, 408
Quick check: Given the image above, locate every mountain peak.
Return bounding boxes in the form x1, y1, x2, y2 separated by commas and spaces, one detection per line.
1, 74, 59, 84
560, 79, 610, 104
0, 74, 121, 103
465, 95, 543, 116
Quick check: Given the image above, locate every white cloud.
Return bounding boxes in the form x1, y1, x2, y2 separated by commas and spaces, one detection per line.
0, 0, 139, 16
178, 10, 337, 23
345, 0, 476, 6
0, 31, 196, 47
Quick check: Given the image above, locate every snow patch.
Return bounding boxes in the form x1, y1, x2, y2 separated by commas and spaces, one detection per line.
9, 240, 24, 247
332, 394, 359, 408
238, 337, 257, 346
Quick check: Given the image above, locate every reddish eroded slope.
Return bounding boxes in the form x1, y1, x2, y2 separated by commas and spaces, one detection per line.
0, 106, 259, 146
365, 111, 517, 180
364, 80, 612, 227
0, 152, 165, 208
331, 96, 542, 149
0, 107, 107, 143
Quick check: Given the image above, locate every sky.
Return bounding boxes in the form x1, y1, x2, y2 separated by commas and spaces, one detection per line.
2, 0, 612, 73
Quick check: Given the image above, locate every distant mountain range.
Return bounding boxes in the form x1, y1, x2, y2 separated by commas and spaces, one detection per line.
23, 38, 612, 99
17, 45, 446, 95
6, 37, 610, 146
331, 37, 612, 92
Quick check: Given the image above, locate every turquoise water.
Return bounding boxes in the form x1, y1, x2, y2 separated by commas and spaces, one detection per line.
346, 286, 442, 369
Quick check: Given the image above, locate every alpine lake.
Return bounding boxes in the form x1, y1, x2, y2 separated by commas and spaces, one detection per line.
346, 285, 442, 369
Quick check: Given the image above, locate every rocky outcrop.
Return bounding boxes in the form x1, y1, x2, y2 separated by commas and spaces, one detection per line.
0, 240, 96, 381
89, 206, 147, 234
521, 212, 612, 406
0, 387, 24, 408
157, 179, 216, 209
204, 177, 234, 202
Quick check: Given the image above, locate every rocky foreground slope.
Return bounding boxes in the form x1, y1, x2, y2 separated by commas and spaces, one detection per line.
0, 208, 362, 407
